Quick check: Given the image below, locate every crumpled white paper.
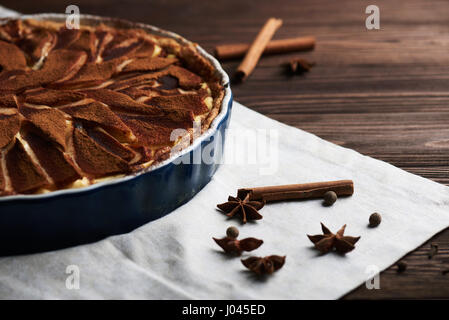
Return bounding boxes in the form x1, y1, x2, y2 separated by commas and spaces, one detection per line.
1, 7, 449, 299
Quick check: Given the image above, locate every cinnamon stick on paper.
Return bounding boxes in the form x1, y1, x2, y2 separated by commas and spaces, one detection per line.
235, 18, 283, 81
237, 180, 354, 202
215, 36, 315, 60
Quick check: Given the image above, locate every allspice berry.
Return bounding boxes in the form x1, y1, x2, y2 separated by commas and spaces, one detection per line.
323, 191, 337, 206
226, 226, 239, 239
369, 212, 382, 227
396, 261, 407, 273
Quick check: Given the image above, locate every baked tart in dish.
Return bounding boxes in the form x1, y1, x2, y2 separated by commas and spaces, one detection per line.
0, 14, 231, 255
0, 18, 224, 196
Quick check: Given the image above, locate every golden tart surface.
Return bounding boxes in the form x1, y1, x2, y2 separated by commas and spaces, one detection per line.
0, 19, 224, 195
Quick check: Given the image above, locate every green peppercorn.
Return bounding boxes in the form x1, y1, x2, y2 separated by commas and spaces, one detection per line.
226, 226, 239, 239
369, 212, 382, 227
323, 191, 337, 206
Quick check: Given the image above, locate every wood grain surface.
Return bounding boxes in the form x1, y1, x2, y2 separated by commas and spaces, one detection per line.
3, 0, 449, 299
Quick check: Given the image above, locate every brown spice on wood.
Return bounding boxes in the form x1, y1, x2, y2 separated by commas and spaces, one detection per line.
428, 243, 438, 259
234, 18, 283, 82
215, 36, 315, 60
396, 261, 407, 273
287, 57, 316, 74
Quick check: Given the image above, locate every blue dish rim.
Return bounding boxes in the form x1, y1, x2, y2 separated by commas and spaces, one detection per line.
0, 13, 232, 202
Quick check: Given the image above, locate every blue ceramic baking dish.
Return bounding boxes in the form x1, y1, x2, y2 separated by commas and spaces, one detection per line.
0, 14, 232, 256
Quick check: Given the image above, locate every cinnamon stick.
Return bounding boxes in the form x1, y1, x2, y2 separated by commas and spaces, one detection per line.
235, 18, 283, 82
215, 36, 315, 60
237, 180, 354, 202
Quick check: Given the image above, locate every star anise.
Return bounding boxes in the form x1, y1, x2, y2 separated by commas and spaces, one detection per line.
241, 255, 286, 275
213, 236, 263, 255
287, 58, 316, 74
307, 223, 360, 254
217, 194, 265, 224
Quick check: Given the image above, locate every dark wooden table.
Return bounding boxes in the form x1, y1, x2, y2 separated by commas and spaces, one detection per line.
3, 0, 449, 299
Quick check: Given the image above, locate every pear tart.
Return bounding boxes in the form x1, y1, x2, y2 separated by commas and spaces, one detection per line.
0, 19, 224, 196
